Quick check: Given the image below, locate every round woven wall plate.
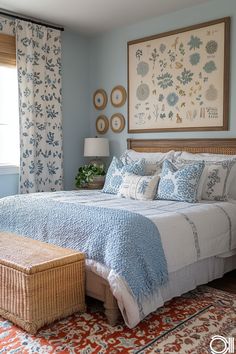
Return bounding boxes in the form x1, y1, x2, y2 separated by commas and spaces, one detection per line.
110, 113, 125, 133
110, 86, 127, 107
96, 115, 109, 134
93, 89, 108, 110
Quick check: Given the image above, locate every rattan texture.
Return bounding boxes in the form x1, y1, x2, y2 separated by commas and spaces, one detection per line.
0, 232, 85, 334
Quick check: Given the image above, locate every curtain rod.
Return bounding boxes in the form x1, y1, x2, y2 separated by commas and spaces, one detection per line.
0, 9, 64, 31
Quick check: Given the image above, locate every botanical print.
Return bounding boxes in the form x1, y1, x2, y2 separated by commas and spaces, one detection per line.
128, 19, 228, 131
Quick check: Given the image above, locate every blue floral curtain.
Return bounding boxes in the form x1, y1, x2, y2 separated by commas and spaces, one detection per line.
0, 16, 64, 193
15, 20, 63, 193
0, 16, 15, 35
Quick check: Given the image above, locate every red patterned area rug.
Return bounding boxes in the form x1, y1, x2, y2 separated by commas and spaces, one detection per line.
0, 286, 235, 354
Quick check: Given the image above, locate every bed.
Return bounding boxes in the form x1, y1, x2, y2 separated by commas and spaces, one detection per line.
1, 138, 236, 328
86, 138, 236, 326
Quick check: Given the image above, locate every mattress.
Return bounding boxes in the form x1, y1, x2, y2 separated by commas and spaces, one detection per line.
51, 190, 236, 327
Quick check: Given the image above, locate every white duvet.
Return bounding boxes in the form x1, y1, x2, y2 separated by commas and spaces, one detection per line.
54, 190, 236, 327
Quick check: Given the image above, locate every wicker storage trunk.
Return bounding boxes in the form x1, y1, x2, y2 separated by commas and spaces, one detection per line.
0, 232, 85, 334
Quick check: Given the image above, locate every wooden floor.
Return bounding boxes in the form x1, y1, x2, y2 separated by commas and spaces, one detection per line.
208, 270, 236, 294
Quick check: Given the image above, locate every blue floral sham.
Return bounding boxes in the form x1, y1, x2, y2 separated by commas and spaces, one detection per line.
200, 160, 236, 201
156, 160, 205, 203
102, 157, 146, 195
176, 158, 236, 201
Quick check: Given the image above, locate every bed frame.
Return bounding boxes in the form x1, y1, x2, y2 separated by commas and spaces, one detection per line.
86, 138, 236, 325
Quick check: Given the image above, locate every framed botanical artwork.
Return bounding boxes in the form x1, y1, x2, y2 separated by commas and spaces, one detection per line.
93, 89, 108, 110
110, 113, 125, 133
96, 115, 109, 134
127, 17, 230, 133
110, 85, 127, 107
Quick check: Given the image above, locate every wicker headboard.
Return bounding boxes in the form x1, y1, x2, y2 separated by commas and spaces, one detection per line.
127, 138, 236, 155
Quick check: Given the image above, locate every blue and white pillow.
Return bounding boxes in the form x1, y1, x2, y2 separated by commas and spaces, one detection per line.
102, 157, 146, 195
120, 149, 175, 175
176, 157, 236, 201
118, 173, 160, 201
156, 160, 205, 203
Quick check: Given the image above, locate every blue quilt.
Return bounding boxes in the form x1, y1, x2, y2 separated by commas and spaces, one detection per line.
0, 192, 168, 313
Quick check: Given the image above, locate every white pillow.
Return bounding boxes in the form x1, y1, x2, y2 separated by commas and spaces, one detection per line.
176, 156, 236, 201
175, 151, 236, 199
118, 173, 160, 201
177, 151, 236, 162
201, 160, 236, 201
121, 149, 175, 175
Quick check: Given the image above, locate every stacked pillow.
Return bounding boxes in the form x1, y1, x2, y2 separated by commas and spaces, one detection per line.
156, 159, 205, 203
103, 150, 174, 199
102, 157, 146, 194
175, 152, 236, 201
103, 149, 236, 203
121, 149, 175, 175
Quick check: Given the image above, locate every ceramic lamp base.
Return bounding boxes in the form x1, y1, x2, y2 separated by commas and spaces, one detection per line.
89, 159, 105, 170
87, 175, 105, 189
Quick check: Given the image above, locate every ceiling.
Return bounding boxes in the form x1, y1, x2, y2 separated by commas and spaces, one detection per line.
0, 0, 214, 35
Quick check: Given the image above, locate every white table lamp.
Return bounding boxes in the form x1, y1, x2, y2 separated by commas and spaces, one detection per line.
84, 138, 109, 168
84, 138, 109, 157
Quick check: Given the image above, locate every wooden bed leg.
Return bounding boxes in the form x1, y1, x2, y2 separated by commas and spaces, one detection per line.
104, 287, 120, 326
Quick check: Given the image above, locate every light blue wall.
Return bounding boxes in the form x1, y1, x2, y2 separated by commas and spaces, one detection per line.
88, 0, 236, 157
0, 174, 19, 197
62, 31, 90, 190
0, 30, 90, 197
1, 0, 235, 197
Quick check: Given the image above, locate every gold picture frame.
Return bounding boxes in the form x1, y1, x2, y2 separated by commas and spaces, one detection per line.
96, 115, 109, 134
93, 89, 108, 110
128, 17, 230, 133
110, 113, 125, 133
110, 85, 127, 107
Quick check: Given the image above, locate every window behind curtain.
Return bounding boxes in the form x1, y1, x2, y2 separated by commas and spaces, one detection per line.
0, 33, 19, 168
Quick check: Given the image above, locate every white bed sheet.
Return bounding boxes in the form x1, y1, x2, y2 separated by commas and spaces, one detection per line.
65, 190, 236, 271
52, 190, 236, 327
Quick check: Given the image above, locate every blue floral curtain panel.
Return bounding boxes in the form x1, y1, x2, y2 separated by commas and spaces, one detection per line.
0, 16, 15, 35
15, 20, 63, 193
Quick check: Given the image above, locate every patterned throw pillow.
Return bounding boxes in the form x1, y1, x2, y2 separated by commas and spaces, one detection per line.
176, 158, 236, 201
201, 160, 236, 201
120, 149, 175, 175
118, 174, 160, 201
156, 160, 205, 203
102, 157, 146, 195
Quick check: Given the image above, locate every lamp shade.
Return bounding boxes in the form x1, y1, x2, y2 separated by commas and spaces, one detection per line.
84, 138, 110, 157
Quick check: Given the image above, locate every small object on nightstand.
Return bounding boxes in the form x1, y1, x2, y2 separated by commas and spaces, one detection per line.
75, 164, 106, 189
75, 137, 109, 189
